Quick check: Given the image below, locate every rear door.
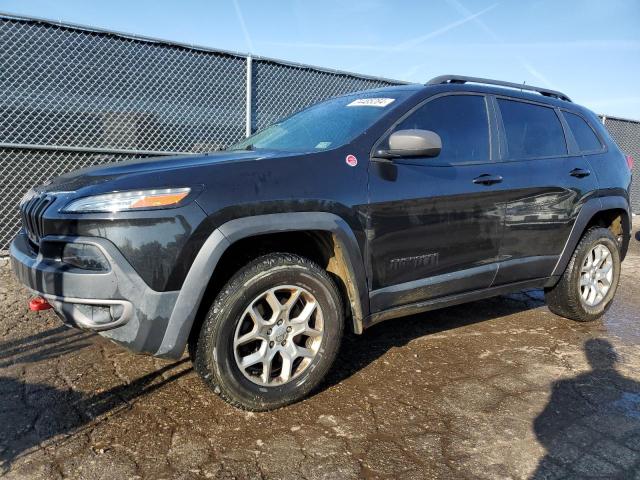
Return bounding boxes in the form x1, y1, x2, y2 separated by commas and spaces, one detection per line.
367, 93, 506, 312
489, 97, 599, 285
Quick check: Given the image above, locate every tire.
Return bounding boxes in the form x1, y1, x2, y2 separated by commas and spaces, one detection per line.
192, 253, 344, 411
545, 227, 621, 322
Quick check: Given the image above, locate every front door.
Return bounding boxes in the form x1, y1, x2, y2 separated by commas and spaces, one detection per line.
367, 93, 505, 313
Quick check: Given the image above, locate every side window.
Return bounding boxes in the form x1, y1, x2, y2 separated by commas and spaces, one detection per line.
563, 111, 603, 153
394, 95, 489, 163
498, 99, 567, 159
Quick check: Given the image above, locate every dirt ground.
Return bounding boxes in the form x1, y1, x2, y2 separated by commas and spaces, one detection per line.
1, 226, 639, 479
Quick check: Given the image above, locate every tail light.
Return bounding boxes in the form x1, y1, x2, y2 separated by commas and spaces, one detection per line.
627, 155, 634, 171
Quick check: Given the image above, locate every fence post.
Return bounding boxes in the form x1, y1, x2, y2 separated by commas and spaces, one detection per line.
245, 55, 253, 137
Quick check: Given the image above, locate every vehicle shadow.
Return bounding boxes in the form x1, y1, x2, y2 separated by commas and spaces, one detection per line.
0, 324, 93, 368
0, 359, 191, 473
324, 289, 545, 389
531, 339, 640, 478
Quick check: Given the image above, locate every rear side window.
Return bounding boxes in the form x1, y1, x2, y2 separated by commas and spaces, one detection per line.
563, 111, 603, 153
498, 99, 567, 159
394, 94, 489, 163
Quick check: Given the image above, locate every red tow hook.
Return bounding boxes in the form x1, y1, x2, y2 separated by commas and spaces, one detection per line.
29, 296, 52, 311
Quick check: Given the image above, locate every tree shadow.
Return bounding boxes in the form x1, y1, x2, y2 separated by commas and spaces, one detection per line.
324, 289, 545, 389
0, 359, 191, 473
0, 325, 93, 368
532, 338, 640, 479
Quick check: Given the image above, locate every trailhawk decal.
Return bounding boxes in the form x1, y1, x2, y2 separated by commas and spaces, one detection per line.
390, 252, 439, 270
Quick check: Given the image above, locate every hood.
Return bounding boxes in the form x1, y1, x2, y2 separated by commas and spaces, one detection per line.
39, 149, 291, 193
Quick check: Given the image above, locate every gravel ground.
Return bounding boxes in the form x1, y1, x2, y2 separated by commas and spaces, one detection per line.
1, 226, 639, 479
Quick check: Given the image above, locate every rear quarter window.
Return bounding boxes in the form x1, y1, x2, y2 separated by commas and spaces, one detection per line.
498, 99, 567, 159
563, 111, 603, 153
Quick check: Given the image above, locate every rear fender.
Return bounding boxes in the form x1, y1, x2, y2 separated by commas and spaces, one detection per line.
547, 196, 630, 286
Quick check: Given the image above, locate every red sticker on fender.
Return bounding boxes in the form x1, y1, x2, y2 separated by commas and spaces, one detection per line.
345, 154, 358, 167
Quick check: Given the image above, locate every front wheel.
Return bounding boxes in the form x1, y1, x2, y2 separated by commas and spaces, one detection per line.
545, 227, 621, 322
192, 253, 344, 411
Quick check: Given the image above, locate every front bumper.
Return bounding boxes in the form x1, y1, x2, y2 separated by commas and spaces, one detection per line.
10, 232, 180, 356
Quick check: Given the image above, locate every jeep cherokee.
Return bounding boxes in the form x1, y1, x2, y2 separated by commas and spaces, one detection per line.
11, 75, 633, 410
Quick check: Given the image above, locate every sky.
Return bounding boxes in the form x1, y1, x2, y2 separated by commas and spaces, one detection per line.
2, 0, 639, 119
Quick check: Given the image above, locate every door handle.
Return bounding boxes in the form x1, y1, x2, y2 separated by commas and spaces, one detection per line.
473, 174, 503, 186
570, 168, 591, 178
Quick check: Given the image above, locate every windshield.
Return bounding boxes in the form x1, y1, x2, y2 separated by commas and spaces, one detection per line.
230, 89, 414, 152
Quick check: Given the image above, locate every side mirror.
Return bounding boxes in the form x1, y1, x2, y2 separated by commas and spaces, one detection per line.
375, 129, 442, 159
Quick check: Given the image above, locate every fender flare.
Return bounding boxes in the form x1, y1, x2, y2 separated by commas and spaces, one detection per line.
155, 212, 369, 358
547, 195, 631, 284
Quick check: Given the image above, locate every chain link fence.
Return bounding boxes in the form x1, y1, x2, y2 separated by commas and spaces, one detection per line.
252, 60, 397, 132
0, 16, 249, 153
602, 117, 640, 213
0, 12, 638, 254
0, 13, 398, 253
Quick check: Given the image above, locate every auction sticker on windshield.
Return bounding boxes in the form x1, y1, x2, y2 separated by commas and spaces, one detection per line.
347, 98, 395, 107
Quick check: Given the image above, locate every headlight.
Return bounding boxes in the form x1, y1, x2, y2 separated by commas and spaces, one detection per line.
62, 187, 191, 213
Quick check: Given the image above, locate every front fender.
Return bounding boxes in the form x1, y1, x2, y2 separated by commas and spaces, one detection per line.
155, 212, 369, 358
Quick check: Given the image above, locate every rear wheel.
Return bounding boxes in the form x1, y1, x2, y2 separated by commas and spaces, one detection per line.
192, 253, 343, 411
545, 227, 620, 322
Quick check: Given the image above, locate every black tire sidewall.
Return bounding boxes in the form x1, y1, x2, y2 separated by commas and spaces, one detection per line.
205, 259, 342, 409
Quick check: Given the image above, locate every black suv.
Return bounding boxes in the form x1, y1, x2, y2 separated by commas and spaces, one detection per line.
11, 75, 633, 410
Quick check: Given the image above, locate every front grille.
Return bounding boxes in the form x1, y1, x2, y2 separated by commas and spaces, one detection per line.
20, 194, 55, 246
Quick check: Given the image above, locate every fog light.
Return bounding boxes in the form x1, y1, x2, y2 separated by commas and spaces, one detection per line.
62, 243, 109, 271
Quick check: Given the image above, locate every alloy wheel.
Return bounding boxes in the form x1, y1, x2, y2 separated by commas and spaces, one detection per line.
580, 244, 614, 307
233, 285, 324, 386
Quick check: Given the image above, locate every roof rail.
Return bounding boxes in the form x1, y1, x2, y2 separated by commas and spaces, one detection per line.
426, 75, 572, 102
